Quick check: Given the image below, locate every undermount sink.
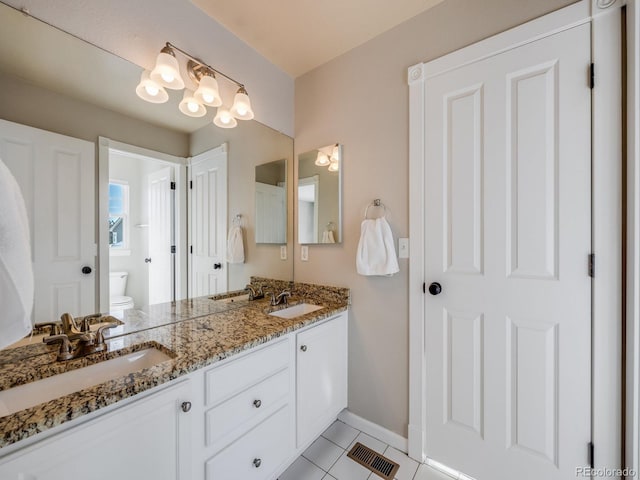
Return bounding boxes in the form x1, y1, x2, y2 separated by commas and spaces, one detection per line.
268, 303, 324, 319
0, 347, 173, 417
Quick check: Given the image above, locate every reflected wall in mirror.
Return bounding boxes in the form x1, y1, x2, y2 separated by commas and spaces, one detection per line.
297, 144, 342, 244
255, 159, 287, 244
0, 3, 294, 341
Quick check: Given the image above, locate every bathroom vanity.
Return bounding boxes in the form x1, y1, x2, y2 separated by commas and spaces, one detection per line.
0, 280, 349, 480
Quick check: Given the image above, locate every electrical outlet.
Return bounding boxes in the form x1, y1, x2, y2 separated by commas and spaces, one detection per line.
301, 245, 309, 261
280, 246, 287, 260
398, 238, 409, 258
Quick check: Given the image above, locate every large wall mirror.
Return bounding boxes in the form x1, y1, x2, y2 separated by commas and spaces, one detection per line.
297, 144, 342, 244
0, 3, 293, 336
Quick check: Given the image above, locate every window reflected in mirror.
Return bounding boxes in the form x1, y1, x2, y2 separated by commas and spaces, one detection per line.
297, 144, 342, 244
109, 181, 129, 249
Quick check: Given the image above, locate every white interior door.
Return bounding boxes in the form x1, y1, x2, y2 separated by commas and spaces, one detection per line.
0, 119, 95, 322
190, 146, 227, 297
147, 166, 174, 305
421, 25, 591, 480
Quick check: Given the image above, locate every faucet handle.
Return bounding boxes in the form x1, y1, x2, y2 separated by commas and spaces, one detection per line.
96, 322, 118, 344
43, 334, 73, 361
34, 321, 63, 336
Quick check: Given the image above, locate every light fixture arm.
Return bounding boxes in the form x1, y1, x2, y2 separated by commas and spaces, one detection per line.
165, 42, 245, 90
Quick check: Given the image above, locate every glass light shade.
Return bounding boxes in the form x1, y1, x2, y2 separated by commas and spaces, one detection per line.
178, 90, 206, 117
315, 152, 330, 166
331, 144, 340, 162
230, 89, 254, 120
213, 107, 238, 128
194, 75, 222, 107
150, 51, 184, 90
328, 159, 339, 172
135, 70, 169, 103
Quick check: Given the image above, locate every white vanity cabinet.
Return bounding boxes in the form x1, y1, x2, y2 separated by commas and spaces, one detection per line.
296, 312, 348, 448
0, 379, 192, 480
197, 336, 295, 480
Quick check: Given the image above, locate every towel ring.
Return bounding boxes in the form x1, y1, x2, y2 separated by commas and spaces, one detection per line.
233, 214, 242, 227
364, 199, 387, 219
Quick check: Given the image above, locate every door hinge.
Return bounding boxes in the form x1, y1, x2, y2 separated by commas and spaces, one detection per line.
170, 181, 176, 190
190, 245, 193, 254
590, 63, 595, 89
423, 282, 426, 294
588, 441, 594, 468
588, 253, 595, 277
189, 180, 193, 189
171, 245, 176, 254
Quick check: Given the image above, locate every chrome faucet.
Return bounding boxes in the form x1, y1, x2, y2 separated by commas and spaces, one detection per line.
43, 313, 119, 361
269, 291, 291, 306
244, 284, 264, 300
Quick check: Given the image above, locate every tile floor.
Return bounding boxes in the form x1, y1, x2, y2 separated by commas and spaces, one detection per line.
278, 420, 453, 480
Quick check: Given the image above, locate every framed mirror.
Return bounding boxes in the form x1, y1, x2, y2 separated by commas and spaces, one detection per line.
297, 144, 342, 244
255, 159, 287, 244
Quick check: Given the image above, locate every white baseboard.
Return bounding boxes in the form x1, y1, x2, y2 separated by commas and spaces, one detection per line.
338, 409, 408, 453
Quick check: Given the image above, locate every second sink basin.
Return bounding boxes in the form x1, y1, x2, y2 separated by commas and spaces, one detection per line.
0, 346, 173, 417
268, 303, 324, 319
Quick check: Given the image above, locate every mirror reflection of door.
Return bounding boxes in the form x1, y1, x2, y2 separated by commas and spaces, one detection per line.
298, 175, 319, 244
255, 158, 287, 244
109, 150, 178, 308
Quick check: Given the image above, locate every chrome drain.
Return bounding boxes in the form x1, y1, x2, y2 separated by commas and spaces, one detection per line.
347, 442, 399, 480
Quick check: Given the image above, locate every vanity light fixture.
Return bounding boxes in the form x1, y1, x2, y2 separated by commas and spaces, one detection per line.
136, 42, 254, 128
315, 144, 340, 171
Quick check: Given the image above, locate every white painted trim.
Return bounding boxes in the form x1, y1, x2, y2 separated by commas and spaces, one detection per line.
408, 0, 622, 468
591, 4, 623, 474
338, 409, 408, 454
98, 137, 187, 309
627, 1, 640, 478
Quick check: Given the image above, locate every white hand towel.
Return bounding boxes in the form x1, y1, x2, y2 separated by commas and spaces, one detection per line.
226, 225, 245, 264
0, 158, 33, 348
327, 230, 335, 243
356, 217, 399, 276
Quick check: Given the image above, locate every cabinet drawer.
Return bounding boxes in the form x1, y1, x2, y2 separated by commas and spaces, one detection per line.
205, 405, 293, 480
205, 368, 289, 449
205, 338, 290, 406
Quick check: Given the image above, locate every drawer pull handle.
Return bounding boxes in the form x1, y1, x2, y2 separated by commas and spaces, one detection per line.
253, 458, 262, 468
181, 401, 192, 413
253, 399, 262, 408
300, 345, 308, 352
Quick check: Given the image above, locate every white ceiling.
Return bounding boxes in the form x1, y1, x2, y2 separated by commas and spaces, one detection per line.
191, 0, 445, 77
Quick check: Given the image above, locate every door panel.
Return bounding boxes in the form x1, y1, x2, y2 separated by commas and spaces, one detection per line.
423, 25, 591, 480
190, 147, 227, 297
0, 119, 95, 322
148, 166, 174, 305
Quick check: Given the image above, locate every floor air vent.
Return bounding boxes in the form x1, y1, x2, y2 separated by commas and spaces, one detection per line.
347, 442, 400, 480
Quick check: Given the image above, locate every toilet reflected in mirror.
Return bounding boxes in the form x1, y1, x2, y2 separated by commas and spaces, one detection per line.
109, 272, 135, 313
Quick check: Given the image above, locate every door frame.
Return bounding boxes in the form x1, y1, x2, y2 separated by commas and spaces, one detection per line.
627, 0, 640, 477
98, 137, 187, 311
407, 0, 622, 473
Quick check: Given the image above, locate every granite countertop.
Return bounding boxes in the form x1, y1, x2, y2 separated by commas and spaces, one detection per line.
0, 279, 350, 450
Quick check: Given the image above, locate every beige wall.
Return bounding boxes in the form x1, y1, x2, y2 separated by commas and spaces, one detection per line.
294, 0, 577, 437
0, 71, 189, 157
191, 120, 294, 290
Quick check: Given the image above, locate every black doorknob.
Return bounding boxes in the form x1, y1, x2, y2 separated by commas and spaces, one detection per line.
428, 282, 442, 295
214, 263, 222, 270
81, 266, 92, 275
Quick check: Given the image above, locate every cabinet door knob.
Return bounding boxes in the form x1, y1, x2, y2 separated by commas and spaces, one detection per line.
300, 345, 307, 352
181, 401, 192, 413
253, 458, 262, 468
253, 399, 262, 408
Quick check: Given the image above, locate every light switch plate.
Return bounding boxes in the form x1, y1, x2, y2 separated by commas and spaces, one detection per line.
301, 245, 309, 261
398, 238, 409, 258
280, 246, 287, 260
